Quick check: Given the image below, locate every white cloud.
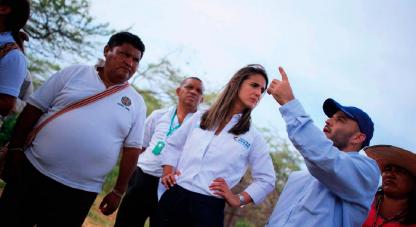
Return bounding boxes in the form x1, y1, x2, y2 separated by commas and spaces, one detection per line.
90, 0, 416, 151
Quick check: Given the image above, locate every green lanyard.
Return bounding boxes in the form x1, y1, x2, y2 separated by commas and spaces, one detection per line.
152, 108, 181, 156
166, 109, 180, 137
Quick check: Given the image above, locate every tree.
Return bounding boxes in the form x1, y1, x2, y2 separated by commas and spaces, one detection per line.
133, 58, 185, 109
3, 2, 301, 225
1, 0, 113, 157
24, 0, 112, 76
131, 57, 219, 114
224, 128, 301, 227
22, 1, 212, 110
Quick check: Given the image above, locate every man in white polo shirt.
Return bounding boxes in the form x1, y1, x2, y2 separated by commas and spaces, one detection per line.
114, 77, 204, 227
0, 32, 146, 227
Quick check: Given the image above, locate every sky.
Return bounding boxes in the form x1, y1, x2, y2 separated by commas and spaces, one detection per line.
89, 0, 416, 152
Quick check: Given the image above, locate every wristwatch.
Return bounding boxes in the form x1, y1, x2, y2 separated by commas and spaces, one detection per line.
237, 194, 245, 208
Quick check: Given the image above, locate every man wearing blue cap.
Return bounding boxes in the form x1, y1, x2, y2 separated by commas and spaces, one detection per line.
265, 67, 380, 227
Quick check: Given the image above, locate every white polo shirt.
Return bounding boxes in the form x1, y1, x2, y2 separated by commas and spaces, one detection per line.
25, 64, 146, 193
138, 106, 195, 177
162, 112, 276, 204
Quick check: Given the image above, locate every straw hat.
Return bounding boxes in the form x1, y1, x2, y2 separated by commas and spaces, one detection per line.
364, 145, 416, 176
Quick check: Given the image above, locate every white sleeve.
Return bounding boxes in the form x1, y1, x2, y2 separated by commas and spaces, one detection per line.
27, 67, 73, 112
0, 50, 27, 97
142, 110, 160, 148
161, 112, 201, 167
244, 133, 276, 204
123, 96, 147, 148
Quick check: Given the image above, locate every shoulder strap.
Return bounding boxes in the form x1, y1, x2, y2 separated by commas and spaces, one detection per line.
25, 83, 130, 147
0, 43, 19, 58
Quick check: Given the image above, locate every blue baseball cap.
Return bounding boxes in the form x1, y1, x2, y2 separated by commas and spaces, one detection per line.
323, 98, 374, 147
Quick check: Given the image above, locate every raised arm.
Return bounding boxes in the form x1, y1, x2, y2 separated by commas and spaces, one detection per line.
280, 99, 379, 203
268, 67, 379, 204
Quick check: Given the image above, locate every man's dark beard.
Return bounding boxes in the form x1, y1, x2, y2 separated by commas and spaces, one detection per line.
331, 132, 353, 150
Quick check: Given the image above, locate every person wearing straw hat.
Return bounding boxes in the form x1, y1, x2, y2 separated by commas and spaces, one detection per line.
266, 67, 380, 227
362, 145, 416, 227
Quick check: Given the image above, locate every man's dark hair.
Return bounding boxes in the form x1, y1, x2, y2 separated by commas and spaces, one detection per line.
180, 77, 203, 86
1, 0, 30, 50
107, 32, 145, 56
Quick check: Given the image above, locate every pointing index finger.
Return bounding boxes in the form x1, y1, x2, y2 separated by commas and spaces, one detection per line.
279, 66, 289, 82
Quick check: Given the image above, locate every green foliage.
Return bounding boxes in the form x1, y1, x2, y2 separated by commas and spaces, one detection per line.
102, 161, 119, 195
200, 91, 219, 107
2, 2, 303, 225
0, 116, 18, 187
270, 146, 301, 192
235, 219, 254, 227
27, 53, 60, 79
131, 57, 221, 111
258, 127, 301, 193
24, 0, 113, 75
132, 85, 163, 116
224, 128, 301, 227
132, 58, 189, 106
0, 115, 18, 146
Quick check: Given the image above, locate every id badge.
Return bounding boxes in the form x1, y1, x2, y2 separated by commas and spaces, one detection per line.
152, 141, 165, 156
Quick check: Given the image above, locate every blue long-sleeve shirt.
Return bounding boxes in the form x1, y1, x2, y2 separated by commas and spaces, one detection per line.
266, 99, 380, 227
0, 32, 27, 97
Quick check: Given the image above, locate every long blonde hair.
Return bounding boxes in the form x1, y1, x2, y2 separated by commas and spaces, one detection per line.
200, 64, 268, 135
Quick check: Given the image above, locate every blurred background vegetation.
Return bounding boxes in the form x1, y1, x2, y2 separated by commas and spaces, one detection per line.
0, 0, 302, 226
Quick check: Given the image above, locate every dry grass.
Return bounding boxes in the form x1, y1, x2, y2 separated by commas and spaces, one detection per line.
82, 194, 117, 227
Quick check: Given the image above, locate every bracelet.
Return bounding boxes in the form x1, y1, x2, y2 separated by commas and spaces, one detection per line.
7, 147, 24, 152
238, 194, 246, 208
111, 189, 124, 198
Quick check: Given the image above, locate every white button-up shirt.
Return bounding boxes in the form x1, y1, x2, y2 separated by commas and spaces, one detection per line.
138, 106, 194, 177
162, 111, 276, 204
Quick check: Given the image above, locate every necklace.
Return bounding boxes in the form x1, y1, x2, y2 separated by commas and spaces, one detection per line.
372, 194, 408, 227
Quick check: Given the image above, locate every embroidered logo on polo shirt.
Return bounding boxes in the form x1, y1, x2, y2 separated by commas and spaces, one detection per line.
117, 96, 131, 111
121, 96, 131, 106
233, 136, 251, 149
